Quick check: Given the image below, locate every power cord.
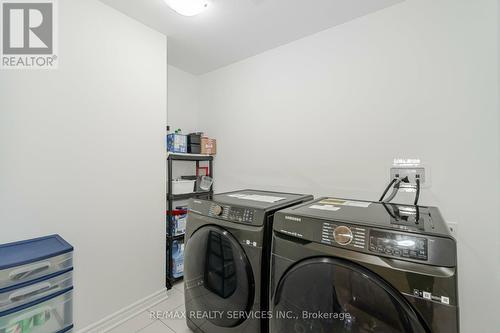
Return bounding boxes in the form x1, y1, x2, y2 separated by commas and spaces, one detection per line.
379, 176, 409, 203
414, 176, 421, 206
378, 178, 397, 202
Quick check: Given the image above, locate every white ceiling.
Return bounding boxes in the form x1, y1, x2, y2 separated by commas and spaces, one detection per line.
100, 0, 403, 75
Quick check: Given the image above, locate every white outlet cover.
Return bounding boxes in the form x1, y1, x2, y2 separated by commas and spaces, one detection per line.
389, 160, 431, 189
447, 222, 458, 237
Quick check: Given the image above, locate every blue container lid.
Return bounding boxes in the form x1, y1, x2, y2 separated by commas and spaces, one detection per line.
0, 235, 73, 270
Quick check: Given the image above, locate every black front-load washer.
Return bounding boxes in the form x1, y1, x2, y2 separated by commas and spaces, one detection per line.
270, 197, 459, 333
184, 189, 313, 333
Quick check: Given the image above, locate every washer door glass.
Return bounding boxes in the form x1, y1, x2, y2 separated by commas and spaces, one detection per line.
272, 257, 428, 333
184, 226, 255, 328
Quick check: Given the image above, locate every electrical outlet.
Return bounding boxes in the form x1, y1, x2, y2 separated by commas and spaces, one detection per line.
447, 222, 458, 238
390, 167, 426, 188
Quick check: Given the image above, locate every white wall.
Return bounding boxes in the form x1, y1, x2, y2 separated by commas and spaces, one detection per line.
167, 65, 200, 134
0, 0, 167, 329
198, 0, 500, 331
167, 65, 201, 182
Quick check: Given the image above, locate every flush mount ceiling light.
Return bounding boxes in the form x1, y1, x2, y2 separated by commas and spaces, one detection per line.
164, 0, 209, 16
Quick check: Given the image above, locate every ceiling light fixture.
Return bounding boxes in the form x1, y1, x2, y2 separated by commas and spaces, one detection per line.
164, 0, 209, 17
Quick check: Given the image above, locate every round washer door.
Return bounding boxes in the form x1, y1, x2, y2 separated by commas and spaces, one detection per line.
184, 225, 255, 328
272, 257, 429, 333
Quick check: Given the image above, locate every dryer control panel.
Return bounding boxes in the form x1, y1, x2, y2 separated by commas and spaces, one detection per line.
208, 204, 256, 224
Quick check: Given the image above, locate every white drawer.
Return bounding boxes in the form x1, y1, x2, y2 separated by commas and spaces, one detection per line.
0, 288, 73, 333
0, 253, 73, 291
0, 270, 73, 313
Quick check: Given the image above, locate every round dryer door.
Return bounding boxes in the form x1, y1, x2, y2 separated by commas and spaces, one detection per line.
184, 225, 255, 328
272, 257, 429, 333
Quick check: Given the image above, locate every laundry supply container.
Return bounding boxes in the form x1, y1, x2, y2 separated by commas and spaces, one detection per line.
169, 209, 187, 236
172, 241, 184, 279
167, 134, 188, 153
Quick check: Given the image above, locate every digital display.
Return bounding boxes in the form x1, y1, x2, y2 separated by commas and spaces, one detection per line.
228, 207, 254, 223
369, 230, 428, 260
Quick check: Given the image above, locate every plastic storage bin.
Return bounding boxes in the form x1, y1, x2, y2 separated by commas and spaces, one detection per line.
0, 269, 73, 313
171, 180, 195, 195
0, 288, 73, 333
0, 236, 73, 291
172, 241, 184, 279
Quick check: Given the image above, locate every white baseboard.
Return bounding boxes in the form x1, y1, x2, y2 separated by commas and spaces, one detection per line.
76, 288, 169, 333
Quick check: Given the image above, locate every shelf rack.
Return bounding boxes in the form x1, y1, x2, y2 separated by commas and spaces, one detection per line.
166, 153, 214, 289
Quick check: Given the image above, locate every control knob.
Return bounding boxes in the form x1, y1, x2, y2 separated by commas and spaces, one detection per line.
333, 226, 353, 245
213, 205, 224, 216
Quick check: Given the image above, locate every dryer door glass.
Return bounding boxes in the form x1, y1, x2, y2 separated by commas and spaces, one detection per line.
272, 257, 428, 333
184, 226, 255, 328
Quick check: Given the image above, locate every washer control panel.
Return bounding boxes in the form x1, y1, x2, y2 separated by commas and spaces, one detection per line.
369, 230, 428, 261
320, 222, 429, 261
274, 212, 454, 265
209, 204, 255, 224
321, 222, 367, 250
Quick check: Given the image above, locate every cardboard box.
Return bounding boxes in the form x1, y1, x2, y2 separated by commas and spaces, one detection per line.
201, 137, 217, 155
167, 133, 187, 153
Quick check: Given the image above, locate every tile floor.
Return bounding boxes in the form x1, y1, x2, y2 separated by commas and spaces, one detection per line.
109, 282, 190, 333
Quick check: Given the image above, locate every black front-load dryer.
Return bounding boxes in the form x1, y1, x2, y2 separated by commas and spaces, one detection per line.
184, 189, 313, 333
271, 197, 459, 333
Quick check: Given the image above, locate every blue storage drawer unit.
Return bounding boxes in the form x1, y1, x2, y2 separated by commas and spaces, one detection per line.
0, 235, 74, 333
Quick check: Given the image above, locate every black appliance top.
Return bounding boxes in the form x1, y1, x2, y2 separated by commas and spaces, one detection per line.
212, 189, 313, 213
277, 197, 452, 238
